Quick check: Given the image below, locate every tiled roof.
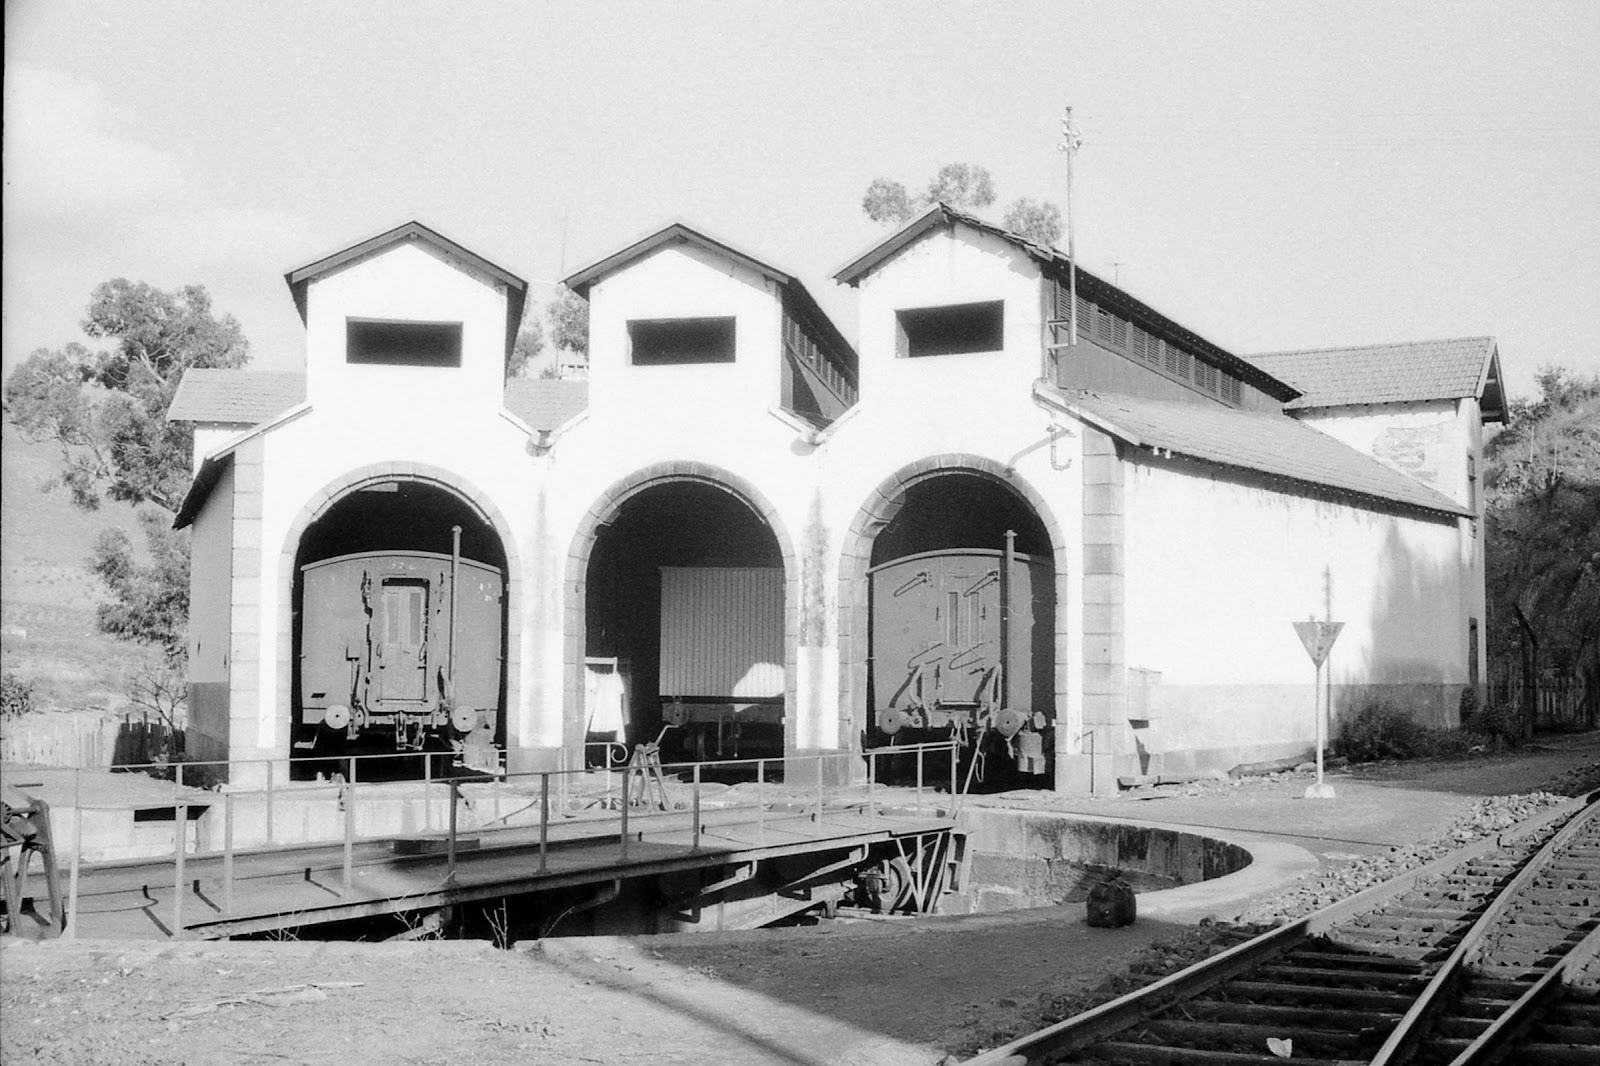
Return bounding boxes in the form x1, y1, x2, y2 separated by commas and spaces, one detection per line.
1044, 386, 1468, 517
167, 370, 306, 424
503, 378, 589, 431
169, 369, 590, 433
1251, 337, 1497, 409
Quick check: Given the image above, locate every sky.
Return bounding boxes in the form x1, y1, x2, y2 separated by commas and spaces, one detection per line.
5, 0, 1598, 400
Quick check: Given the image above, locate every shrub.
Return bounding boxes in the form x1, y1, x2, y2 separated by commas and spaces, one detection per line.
1464, 698, 1523, 748
1333, 700, 1436, 762
1, 672, 35, 719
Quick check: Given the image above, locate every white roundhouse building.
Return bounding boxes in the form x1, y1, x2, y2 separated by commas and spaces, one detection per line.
170, 209, 1502, 793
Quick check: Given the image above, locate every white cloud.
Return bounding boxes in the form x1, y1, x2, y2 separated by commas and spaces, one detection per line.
2, 64, 184, 221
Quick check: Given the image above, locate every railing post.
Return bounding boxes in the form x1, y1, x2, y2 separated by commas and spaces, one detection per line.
223, 791, 235, 913
173, 801, 187, 938
757, 758, 766, 845
348, 756, 357, 787
538, 773, 550, 873
816, 755, 824, 821
619, 766, 630, 859
341, 779, 355, 896
868, 749, 876, 827
691, 763, 702, 853
446, 781, 459, 884
67, 769, 81, 939
265, 760, 275, 845
916, 744, 925, 812
949, 739, 958, 803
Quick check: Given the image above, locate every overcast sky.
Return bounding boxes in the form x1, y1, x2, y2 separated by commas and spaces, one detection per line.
5, 1, 1597, 398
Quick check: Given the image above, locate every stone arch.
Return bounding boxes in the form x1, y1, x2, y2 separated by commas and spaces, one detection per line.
275, 462, 523, 760
837, 454, 1070, 751
562, 461, 800, 760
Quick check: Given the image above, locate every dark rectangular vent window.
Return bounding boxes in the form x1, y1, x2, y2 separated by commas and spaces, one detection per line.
897, 300, 1005, 357
346, 319, 463, 367
629, 316, 737, 365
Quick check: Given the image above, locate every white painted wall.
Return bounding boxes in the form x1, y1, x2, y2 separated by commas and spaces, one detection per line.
821, 223, 1083, 755
1123, 459, 1472, 767
540, 244, 822, 750
230, 242, 534, 766
303, 241, 510, 421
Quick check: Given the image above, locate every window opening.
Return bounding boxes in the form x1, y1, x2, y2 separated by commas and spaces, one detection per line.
629, 317, 737, 365
897, 300, 1004, 357
347, 319, 463, 367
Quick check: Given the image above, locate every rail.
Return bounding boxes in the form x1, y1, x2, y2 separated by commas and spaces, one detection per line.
9, 740, 960, 940
963, 791, 1600, 1065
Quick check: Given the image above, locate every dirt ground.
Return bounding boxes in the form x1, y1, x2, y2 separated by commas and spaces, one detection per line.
4, 737, 1598, 1066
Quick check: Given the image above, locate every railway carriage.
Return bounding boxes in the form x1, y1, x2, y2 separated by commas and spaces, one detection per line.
295, 548, 505, 766
867, 542, 1054, 779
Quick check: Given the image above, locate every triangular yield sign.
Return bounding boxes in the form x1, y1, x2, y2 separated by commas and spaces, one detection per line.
1292, 620, 1344, 667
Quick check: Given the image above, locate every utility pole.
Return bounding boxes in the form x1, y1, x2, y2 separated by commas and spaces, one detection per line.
1058, 106, 1083, 346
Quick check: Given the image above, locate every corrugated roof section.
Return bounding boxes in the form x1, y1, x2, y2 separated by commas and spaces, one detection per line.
1252, 337, 1497, 409
167, 369, 306, 424
503, 378, 589, 432
1044, 386, 1468, 517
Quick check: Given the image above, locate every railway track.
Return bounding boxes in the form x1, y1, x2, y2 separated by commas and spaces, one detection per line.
965, 792, 1600, 1066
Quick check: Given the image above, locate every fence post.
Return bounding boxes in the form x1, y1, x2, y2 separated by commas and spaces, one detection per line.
757, 758, 766, 845
816, 755, 824, 821
265, 760, 275, 845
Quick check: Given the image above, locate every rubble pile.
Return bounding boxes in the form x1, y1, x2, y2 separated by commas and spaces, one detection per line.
1244, 790, 1574, 924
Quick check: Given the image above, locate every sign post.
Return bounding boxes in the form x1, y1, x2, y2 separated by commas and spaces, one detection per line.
1292, 619, 1343, 800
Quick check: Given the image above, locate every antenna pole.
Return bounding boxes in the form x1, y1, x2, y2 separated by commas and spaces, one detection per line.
1058, 107, 1083, 346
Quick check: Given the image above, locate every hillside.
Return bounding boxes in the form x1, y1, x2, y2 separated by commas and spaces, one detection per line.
1, 420, 160, 712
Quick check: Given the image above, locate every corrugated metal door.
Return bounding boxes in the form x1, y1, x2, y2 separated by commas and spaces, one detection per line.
659, 567, 784, 700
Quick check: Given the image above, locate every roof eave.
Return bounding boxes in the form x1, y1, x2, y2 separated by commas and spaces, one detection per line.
282, 221, 528, 361
563, 221, 794, 300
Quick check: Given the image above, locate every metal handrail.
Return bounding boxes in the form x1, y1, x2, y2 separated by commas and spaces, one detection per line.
24, 739, 961, 939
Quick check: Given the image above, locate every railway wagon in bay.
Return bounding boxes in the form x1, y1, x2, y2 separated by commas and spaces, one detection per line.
297, 549, 504, 766
868, 543, 1052, 777
658, 566, 785, 760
